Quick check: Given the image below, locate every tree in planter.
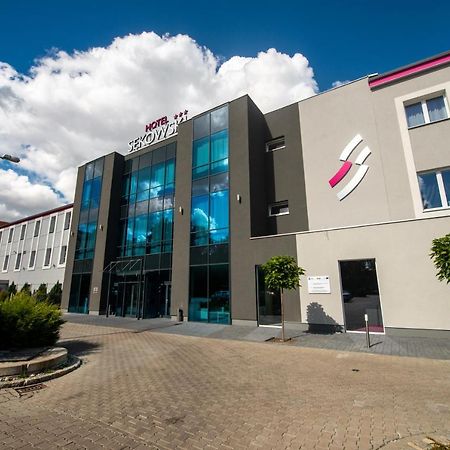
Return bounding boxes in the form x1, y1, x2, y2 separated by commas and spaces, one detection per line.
7, 282, 17, 298
261, 255, 305, 342
47, 281, 62, 306
430, 233, 450, 284
34, 283, 48, 303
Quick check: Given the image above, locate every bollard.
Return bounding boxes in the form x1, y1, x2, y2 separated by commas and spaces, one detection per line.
365, 313, 370, 348
178, 308, 184, 322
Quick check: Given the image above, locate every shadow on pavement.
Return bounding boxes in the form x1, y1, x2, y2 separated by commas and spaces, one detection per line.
58, 339, 101, 357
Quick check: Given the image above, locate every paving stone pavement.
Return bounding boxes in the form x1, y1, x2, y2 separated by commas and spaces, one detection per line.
1, 321, 449, 450
63, 314, 450, 360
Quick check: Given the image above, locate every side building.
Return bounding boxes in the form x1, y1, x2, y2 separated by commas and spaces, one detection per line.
0, 204, 73, 292
61, 51, 450, 337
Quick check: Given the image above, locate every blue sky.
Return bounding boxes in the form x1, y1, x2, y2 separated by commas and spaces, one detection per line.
0, 0, 449, 220
1, 0, 449, 89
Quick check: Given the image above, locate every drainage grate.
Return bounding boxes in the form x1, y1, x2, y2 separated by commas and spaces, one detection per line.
14, 383, 46, 396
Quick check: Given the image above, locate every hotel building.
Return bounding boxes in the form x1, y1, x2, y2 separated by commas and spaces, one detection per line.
61, 51, 450, 337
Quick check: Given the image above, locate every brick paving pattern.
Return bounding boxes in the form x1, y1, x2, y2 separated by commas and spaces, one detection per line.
1, 321, 449, 449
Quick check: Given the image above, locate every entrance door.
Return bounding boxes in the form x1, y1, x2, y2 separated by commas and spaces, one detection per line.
123, 282, 139, 317
256, 266, 282, 326
142, 270, 171, 318
339, 259, 384, 333
110, 274, 141, 317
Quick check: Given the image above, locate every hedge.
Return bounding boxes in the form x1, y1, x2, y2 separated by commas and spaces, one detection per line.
0, 292, 65, 350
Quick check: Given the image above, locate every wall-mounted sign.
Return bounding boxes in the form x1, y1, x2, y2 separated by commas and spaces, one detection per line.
328, 134, 371, 201
128, 110, 188, 153
307, 276, 331, 294
93, 286, 99, 294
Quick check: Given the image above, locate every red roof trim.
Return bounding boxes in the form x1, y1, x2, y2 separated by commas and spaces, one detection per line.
0, 203, 73, 229
369, 52, 450, 89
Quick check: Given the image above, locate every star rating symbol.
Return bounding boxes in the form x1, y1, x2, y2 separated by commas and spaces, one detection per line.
174, 110, 189, 120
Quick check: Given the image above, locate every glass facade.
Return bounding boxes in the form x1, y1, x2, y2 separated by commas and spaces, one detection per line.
105, 143, 176, 319
69, 157, 104, 314
119, 143, 176, 258
189, 105, 231, 324
75, 158, 104, 260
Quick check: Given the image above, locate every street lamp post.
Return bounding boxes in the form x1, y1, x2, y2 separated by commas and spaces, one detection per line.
1, 154, 20, 163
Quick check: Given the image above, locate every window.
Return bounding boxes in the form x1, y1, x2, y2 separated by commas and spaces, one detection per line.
268, 201, 289, 217
44, 248, 52, 267
20, 224, 26, 240
49, 216, 56, 234
2, 255, 9, 271
405, 95, 448, 128
8, 228, 13, 243
265, 137, 286, 152
29, 250, 36, 269
15, 253, 22, 270
34, 220, 41, 237
417, 168, 450, 210
64, 212, 71, 230
59, 245, 67, 265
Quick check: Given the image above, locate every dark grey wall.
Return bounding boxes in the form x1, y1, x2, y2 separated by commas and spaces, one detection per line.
170, 120, 193, 317
263, 103, 308, 235
229, 96, 302, 323
61, 165, 86, 311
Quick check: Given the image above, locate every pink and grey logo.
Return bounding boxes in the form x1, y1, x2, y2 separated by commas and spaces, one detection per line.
328, 134, 371, 200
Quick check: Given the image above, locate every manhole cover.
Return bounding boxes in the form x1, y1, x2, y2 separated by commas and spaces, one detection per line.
14, 383, 46, 396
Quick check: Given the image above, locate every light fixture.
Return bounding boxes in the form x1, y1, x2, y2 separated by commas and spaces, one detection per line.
236, 194, 241, 203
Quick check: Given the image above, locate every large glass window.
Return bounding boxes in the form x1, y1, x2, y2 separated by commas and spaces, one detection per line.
75, 157, 103, 261
189, 105, 230, 324
119, 146, 176, 258
417, 168, 450, 210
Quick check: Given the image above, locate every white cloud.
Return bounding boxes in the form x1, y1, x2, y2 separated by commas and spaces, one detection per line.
0, 169, 61, 221
331, 80, 351, 88
0, 32, 318, 221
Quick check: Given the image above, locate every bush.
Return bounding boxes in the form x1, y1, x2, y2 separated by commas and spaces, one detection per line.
430, 234, 450, 284
47, 281, 62, 306
0, 292, 65, 350
34, 283, 48, 303
20, 283, 31, 295
0, 290, 8, 302
7, 282, 17, 297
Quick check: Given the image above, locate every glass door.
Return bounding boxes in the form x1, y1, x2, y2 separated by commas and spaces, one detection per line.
256, 266, 282, 327
339, 259, 384, 333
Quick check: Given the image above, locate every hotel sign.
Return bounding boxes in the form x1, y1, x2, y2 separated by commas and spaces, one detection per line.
128, 110, 188, 153
307, 276, 331, 294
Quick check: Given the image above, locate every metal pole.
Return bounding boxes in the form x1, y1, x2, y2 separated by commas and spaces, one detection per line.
106, 269, 112, 318
365, 313, 370, 348
137, 258, 143, 320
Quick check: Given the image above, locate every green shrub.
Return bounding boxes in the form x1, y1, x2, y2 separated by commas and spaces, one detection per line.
47, 281, 62, 306
7, 282, 17, 297
20, 283, 31, 295
430, 234, 450, 284
0, 292, 65, 350
0, 290, 8, 302
34, 283, 48, 303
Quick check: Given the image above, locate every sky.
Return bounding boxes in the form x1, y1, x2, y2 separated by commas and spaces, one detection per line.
0, 0, 449, 221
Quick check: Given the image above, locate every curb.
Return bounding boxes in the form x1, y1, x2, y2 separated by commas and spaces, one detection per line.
0, 355, 82, 389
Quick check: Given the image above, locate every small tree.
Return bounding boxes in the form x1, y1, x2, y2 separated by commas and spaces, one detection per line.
430, 234, 450, 284
7, 282, 17, 298
47, 281, 62, 306
34, 283, 48, 303
20, 283, 31, 295
261, 255, 305, 342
